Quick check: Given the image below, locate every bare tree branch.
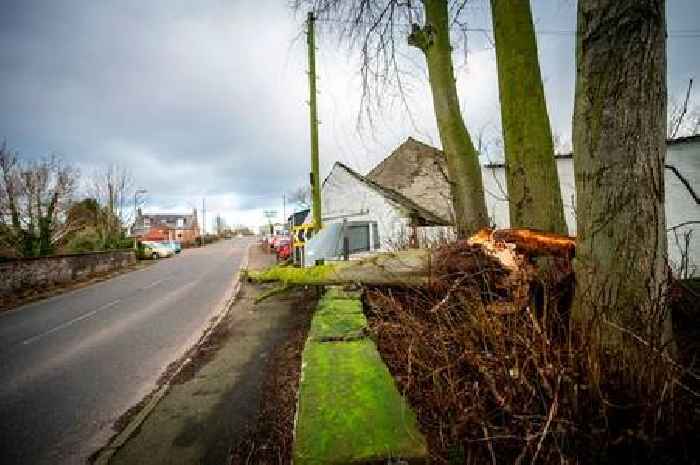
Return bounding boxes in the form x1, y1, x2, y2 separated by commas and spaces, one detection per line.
665, 163, 700, 204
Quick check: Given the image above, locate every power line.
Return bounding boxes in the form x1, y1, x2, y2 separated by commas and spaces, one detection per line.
315, 18, 700, 38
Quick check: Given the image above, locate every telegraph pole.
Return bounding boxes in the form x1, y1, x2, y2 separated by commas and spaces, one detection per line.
202, 197, 206, 238
307, 12, 322, 230
132, 188, 146, 250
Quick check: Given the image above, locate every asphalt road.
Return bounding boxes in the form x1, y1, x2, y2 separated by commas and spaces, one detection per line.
0, 238, 252, 465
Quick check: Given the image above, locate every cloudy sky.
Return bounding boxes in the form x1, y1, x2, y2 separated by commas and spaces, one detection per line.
1, 1, 699, 229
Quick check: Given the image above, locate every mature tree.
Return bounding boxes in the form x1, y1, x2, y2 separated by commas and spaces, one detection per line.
59, 198, 103, 250
294, 0, 489, 237
0, 143, 77, 256
65, 198, 100, 230
89, 164, 133, 246
288, 186, 311, 210
572, 0, 672, 377
490, 0, 567, 234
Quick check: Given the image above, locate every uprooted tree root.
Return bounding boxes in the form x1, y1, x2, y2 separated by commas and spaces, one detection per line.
364, 241, 699, 465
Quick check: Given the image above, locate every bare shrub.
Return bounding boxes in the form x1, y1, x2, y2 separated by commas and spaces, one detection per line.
364, 242, 698, 464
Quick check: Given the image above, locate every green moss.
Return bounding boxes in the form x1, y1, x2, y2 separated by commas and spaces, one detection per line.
416, 0, 489, 237
248, 264, 337, 285
323, 286, 362, 300
316, 298, 364, 316
308, 311, 367, 341
293, 340, 428, 464
253, 283, 291, 304
490, 0, 566, 233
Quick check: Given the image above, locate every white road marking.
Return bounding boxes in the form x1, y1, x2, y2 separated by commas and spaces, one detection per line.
140, 279, 165, 290
20, 299, 122, 346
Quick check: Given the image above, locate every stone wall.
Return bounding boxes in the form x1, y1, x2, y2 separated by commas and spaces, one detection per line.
0, 250, 136, 299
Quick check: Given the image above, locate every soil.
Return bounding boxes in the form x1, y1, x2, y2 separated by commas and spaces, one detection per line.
228, 291, 315, 465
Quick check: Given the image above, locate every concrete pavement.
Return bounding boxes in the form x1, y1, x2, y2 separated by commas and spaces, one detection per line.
0, 238, 252, 465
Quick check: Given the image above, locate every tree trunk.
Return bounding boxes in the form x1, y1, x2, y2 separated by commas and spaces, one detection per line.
408, 0, 489, 238
38, 192, 59, 256
490, 0, 567, 234
572, 0, 672, 373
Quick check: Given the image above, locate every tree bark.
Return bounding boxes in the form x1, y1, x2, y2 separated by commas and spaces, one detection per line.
490, 0, 567, 234
409, 0, 489, 238
572, 0, 672, 367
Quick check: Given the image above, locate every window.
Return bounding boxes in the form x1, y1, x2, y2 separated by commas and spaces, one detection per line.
372, 223, 380, 249
144, 217, 151, 225
347, 225, 370, 253
177, 218, 184, 227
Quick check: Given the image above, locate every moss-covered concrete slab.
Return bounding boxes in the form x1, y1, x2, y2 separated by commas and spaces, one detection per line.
323, 287, 363, 300
315, 297, 363, 316
308, 310, 367, 341
293, 340, 428, 465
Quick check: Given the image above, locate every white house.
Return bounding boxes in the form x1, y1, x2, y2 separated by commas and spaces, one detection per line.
304, 160, 448, 260
308, 136, 698, 271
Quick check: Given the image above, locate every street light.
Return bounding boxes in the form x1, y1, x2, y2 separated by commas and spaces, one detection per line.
263, 209, 278, 236
133, 189, 147, 249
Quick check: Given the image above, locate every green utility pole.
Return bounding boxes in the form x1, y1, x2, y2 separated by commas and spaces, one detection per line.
307, 11, 322, 230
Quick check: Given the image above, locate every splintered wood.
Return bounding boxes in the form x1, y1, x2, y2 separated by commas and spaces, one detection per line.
250, 229, 576, 309
464, 228, 576, 312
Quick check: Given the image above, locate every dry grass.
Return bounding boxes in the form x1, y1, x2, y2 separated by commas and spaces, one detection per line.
364, 242, 699, 465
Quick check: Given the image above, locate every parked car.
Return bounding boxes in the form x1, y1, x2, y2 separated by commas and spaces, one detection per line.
274, 236, 292, 262
270, 233, 290, 251
142, 241, 175, 259
161, 240, 182, 254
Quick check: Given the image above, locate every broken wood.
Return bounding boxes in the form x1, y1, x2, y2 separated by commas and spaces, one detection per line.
248, 250, 431, 286
470, 228, 575, 259
248, 229, 576, 292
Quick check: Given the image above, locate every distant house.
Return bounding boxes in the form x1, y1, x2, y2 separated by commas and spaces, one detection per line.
132, 209, 200, 243
315, 136, 698, 269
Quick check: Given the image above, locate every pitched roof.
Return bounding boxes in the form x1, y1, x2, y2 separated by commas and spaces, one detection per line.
329, 161, 450, 226
366, 137, 453, 223
141, 213, 198, 228
288, 209, 310, 226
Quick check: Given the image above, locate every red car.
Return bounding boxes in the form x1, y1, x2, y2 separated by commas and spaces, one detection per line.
274, 236, 292, 261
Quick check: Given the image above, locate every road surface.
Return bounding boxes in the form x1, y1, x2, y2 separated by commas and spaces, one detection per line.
0, 238, 252, 465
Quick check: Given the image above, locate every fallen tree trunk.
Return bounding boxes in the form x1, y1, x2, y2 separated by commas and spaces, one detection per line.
248, 249, 431, 286
248, 229, 575, 289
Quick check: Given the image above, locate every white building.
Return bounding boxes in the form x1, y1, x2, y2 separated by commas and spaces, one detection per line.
304, 160, 448, 260
309, 136, 698, 272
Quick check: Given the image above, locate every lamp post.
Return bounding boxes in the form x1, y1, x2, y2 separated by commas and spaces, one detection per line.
263, 209, 278, 236
133, 189, 147, 250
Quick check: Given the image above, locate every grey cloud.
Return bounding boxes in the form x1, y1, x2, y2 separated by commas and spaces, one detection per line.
2, 0, 698, 226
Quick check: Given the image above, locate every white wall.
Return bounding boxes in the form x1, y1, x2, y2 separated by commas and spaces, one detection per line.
318, 165, 411, 251
321, 145, 698, 274
482, 159, 576, 233
666, 143, 700, 274
482, 149, 699, 274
